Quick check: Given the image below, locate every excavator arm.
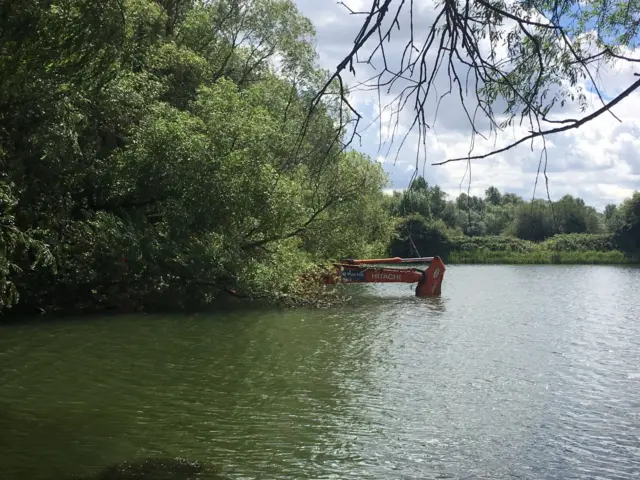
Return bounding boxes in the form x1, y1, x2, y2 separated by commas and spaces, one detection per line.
324, 256, 446, 297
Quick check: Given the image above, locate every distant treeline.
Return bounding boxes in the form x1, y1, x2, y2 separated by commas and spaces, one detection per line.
385, 177, 640, 264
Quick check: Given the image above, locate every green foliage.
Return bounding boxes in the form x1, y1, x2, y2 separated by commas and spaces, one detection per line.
0, 0, 393, 314
484, 203, 518, 235
485, 186, 502, 206
389, 215, 458, 260
448, 233, 615, 252
0, 181, 55, 309
513, 201, 557, 241
447, 233, 627, 264
451, 235, 536, 254
604, 203, 625, 232
449, 250, 630, 265
387, 176, 638, 265
543, 233, 616, 252
613, 191, 640, 259
468, 0, 640, 132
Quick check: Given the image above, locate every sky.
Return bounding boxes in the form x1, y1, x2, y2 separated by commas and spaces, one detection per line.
292, 0, 640, 210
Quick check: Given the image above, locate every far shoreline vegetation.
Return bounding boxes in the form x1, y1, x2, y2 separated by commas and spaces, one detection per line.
1, 0, 639, 318
385, 177, 640, 267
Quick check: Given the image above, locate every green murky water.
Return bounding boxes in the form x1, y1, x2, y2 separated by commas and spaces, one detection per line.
1, 265, 639, 479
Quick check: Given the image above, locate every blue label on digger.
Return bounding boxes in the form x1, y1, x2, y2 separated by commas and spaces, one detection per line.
341, 270, 365, 281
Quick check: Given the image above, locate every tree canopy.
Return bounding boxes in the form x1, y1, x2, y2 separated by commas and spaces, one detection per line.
0, 0, 394, 314
385, 176, 639, 258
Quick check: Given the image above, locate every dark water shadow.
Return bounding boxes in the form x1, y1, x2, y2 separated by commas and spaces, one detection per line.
0, 403, 227, 480
0, 406, 106, 480
75, 457, 226, 480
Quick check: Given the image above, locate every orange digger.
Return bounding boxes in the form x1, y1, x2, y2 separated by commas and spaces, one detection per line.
323, 256, 446, 297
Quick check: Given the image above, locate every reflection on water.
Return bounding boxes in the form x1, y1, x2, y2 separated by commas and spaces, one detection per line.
1, 265, 639, 479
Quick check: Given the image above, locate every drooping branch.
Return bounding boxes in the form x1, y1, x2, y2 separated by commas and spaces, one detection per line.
295, 0, 395, 160
309, 0, 640, 168
434, 75, 640, 165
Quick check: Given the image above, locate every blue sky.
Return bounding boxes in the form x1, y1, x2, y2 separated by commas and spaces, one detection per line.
292, 0, 640, 210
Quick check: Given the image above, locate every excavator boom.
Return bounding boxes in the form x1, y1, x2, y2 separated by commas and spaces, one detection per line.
324, 256, 446, 297
341, 256, 435, 265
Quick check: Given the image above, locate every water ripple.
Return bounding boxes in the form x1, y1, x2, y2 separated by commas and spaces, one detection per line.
1, 266, 639, 479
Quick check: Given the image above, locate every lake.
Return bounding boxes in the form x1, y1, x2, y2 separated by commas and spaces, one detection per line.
1, 265, 639, 479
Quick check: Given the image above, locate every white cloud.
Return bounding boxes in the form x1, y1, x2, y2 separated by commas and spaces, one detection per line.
293, 0, 640, 210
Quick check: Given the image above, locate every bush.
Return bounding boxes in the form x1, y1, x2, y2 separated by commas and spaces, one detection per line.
449, 235, 535, 253
543, 233, 615, 252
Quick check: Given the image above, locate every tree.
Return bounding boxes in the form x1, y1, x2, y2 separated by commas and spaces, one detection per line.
554, 195, 587, 234
501, 193, 525, 206
604, 203, 625, 232
0, 0, 394, 313
456, 193, 484, 213
310, 0, 640, 171
456, 193, 470, 211
409, 176, 428, 191
429, 185, 447, 219
484, 203, 517, 235
399, 188, 431, 219
395, 176, 431, 218
485, 186, 502, 206
552, 194, 603, 234
439, 201, 459, 229
513, 201, 556, 241
389, 215, 456, 260
614, 192, 640, 257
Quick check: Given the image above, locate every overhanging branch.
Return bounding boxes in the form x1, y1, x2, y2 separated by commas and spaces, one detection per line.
434, 75, 640, 164
312, 0, 640, 171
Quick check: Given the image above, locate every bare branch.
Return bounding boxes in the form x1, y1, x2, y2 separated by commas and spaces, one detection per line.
308, 0, 640, 175
435, 76, 640, 165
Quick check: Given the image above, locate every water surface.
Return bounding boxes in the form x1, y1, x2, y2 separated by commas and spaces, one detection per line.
1, 265, 639, 479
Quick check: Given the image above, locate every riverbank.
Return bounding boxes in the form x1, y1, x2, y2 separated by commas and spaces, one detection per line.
442, 233, 638, 265
448, 250, 634, 264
